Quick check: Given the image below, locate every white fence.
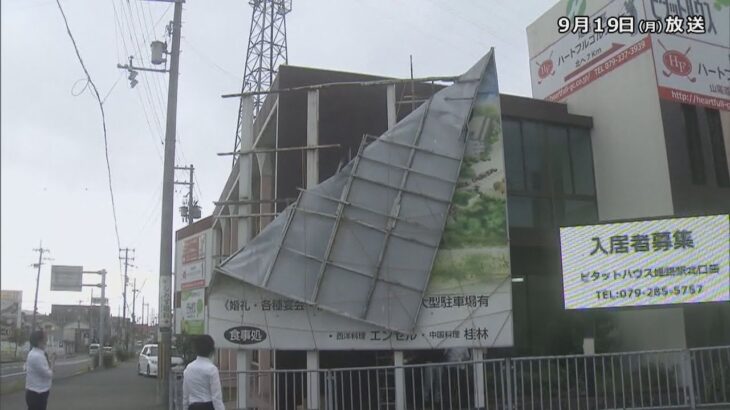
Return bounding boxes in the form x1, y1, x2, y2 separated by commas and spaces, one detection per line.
171, 346, 730, 410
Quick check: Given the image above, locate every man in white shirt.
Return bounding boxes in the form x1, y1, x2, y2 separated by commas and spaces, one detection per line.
25, 330, 53, 410
182, 335, 224, 410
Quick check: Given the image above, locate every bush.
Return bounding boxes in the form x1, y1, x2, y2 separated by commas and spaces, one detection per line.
103, 352, 115, 368
115, 350, 132, 362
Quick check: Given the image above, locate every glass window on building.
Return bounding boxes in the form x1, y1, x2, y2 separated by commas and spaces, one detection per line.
548, 125, 573, 195
556, 199, 598, 226
521, 121, 549, 193
507, 196, 552, 228
503, 119, 525, 191
681, 104, 707, 185
569, 128, 595, 196
706, 109, 730, 188
503, 117, 597, 229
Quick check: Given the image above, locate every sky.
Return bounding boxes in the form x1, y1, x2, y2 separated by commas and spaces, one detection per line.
1, 0, 557, 320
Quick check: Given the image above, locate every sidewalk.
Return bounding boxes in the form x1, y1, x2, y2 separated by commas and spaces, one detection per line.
0, 360, 165, 410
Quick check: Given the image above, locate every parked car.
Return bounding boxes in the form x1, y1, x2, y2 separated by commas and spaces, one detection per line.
88, 343, 100, 356
137, 344, 184, 377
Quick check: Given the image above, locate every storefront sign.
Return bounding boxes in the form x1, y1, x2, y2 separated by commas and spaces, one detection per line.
182, 234, 206, 264
209, 279, 512, 350
224, 326, 267, 345
181, 260, 205, 284
181, 288, 205, 335
0, 290, 22, 341
560, 214, 730, 309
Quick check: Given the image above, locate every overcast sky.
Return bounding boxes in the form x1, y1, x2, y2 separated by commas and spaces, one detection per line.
1, 0, 556, 319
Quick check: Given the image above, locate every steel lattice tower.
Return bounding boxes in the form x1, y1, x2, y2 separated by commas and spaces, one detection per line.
232, 0, 292, 164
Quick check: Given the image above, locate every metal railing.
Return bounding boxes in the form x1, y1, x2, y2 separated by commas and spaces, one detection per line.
170, 345, 730, 410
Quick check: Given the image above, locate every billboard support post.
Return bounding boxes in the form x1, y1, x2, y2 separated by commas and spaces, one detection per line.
236, 350, 250, 409
472, 348, 486, 409
81, 269, 107, 367
394, 351, 405, 410
306, 351, 319, 410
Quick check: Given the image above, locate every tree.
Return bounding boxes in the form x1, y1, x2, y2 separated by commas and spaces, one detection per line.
10, 328, 28, 359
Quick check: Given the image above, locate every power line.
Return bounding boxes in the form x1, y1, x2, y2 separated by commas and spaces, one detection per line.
129, 0, 169, 122
117, 0, 166, 134
183, 38, 239, 81
152, 2, 173, 30
111, 0, 165, 156
55, 0, 122, 250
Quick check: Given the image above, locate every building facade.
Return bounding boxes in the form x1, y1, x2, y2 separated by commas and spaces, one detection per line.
526, 0, 730, 352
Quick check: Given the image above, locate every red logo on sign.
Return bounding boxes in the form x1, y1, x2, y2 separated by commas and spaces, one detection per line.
663, 50, 692, 77
657, 40, 696, 83
538, 59, 554, 80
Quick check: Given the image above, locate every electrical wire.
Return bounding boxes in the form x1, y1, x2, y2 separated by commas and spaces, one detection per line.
55, 0, 122, 252
101, 71, 125, 104
111, 0, 164, 156
183, 38, 240, 81
118, 0, 166, 135
129, 0, 169, 122
112, 0, 165, 140
152, 2, 173, 30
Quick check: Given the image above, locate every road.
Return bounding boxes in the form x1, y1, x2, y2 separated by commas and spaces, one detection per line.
0, 356, 92, 395
1, 356, 90, 377
0, 360, 165, 410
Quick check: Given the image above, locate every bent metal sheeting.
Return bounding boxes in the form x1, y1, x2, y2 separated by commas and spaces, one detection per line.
217, 52, 494, 333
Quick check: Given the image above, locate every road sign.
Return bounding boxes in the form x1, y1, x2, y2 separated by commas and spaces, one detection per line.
91, 297, 108, 305
51, 265, 83, 292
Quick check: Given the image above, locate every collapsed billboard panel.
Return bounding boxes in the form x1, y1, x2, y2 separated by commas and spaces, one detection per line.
213, 51, 514, 349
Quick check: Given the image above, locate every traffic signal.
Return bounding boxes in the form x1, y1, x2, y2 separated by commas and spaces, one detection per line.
128, 69, 138, 88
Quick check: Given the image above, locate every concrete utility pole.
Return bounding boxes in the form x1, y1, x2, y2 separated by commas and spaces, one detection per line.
119, 248, 135, 351
157, 0, 183, 404
31, 243, 51, 331
98, 270, 107, 367
131, 279, 139, 349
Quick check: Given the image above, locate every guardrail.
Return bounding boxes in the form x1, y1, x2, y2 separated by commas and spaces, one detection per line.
170, 345, 730, 410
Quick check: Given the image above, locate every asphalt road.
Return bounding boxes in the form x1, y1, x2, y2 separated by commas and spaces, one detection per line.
0, 356, 90, 378
0, 360, 165, 410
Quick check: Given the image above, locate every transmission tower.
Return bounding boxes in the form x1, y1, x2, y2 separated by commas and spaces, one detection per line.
232, 0, 292, 166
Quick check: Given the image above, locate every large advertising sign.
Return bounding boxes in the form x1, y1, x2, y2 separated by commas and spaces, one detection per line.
647, 0, 730, 110
529, 0, 730, 110
210, 54, 513, 350
50, 265, 83, 292
181, 288, 205, 335
560, 214, 730, 309
180, 233, 206, 289
0, 291, 22, 340
531, 0, 651, 101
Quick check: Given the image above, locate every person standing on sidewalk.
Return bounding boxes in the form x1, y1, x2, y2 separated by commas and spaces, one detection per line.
25, 330, 53, 410
182, 335, 224, 410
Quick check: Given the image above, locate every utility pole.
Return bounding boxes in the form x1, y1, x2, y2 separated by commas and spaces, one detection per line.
119, 248, 135, 351
131, 279, 140, 350
115, 0, 182, 402
157, 1, 183, 404
174, 164, 200, 225
31, 243, 51, 331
